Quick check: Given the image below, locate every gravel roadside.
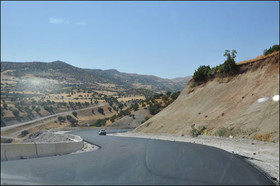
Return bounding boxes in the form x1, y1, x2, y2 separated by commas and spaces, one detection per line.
21, 129, 98, 153
109, 131, 279, 184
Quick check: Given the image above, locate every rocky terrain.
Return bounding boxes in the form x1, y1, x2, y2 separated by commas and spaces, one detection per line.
109, 109, 152, 128
22, 130, 73, 143
21, 129, 98, 153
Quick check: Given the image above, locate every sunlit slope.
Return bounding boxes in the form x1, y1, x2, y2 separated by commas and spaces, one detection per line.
135, 53, 279, 142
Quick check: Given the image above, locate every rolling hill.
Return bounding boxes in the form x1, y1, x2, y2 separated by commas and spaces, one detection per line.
1, 61, 190, 95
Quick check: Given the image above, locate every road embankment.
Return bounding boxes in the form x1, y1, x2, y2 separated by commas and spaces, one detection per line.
1, 134, 84, 161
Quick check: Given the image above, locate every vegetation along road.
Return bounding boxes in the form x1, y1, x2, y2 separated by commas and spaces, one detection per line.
1, 103, 105, 131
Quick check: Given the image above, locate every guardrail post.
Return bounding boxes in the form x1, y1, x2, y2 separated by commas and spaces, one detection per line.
4, 144, 7, 161
34, 142, 39, 158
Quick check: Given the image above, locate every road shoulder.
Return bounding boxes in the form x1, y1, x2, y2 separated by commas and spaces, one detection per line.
109, 132, 279, 184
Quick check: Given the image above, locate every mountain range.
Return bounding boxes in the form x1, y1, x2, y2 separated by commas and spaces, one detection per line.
1, 61, 191, 95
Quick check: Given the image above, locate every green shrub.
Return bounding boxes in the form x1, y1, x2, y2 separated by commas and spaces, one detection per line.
58, 116, 66, 122
91, 119, 106, 127
35, 107, 41, 113
12, 109, 19, 117
215, 127, 231, 137
193, 49, 237, 82
131, 103, 139, 111
171, 91, 180, 100
21, 130, 29, 137
98, 107, 105, 115
264, 44, 279, 56
66, 115, 73, 121
220, 49, 237, 73
118, 109, 131, 117
72, 111, 78, 118
110, 115, 117, 122
193, 65, 211, 82
69, 118, 78, 127
43, 105, 54, 114
149, 103, 162, 115
221, 58, 236, 73
66, 115, 78, 127
190, 125, 207, 137
154, 94, 163, 99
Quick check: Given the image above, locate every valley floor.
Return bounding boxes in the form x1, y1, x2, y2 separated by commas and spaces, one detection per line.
109, 132, 279, 184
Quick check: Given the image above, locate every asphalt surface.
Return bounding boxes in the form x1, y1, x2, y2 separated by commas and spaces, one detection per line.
1, 129, 275, 185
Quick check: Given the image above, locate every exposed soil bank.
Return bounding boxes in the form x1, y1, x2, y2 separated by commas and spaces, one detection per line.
135, 53, 279, 142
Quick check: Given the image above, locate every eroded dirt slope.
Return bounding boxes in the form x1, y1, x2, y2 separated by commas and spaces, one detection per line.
135, 53, 279, 142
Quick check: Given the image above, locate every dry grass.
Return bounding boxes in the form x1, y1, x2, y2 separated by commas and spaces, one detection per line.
94, 90, 117, 96
252, 132, 273, 142
118, 96, 146, 102
236, 51, 279, 66
96, 83, 116, 88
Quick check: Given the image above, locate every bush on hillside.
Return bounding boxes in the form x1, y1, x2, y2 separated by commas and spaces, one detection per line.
131, 103, 139, 111
91, 119, 106, 127
66, 115, 73, 121
118, 109, 131, 117
110, 115, 117, 122
190, 125, 207, 137
72, 111, 78, 118
171, 91, 180, 100
35, 107, 41, 113
193, 65, 211, 82
193, 49, 238, 82
98, 107, 105, 115
220, 49, 237, 73
149, 102, 162, 115
12, 109, 19, 117
221, 57, 236, 73
21, 130, 29, 137
66, 115, 78, 127
69, 118, 78, 127
264, 44, 279, 56
43, 105, 54, 114
58, 116, 66, 122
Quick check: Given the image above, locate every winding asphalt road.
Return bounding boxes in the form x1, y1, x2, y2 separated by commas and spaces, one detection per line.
1, 129, 274, 185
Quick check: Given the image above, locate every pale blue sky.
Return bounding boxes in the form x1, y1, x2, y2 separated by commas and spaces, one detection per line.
1, 1, 279, 79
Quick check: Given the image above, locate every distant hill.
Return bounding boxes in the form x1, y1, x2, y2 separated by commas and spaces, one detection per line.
171, 76, 192, 87
1, 61, 189, 95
